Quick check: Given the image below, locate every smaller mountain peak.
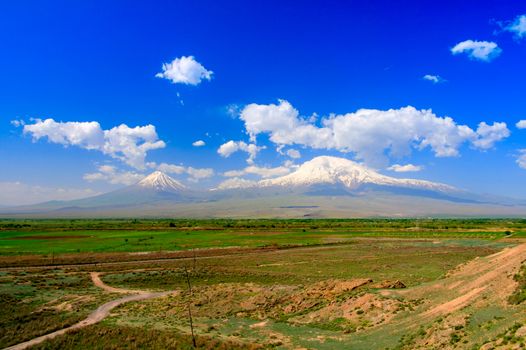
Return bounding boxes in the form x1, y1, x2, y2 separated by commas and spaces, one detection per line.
138, 171, 186, 192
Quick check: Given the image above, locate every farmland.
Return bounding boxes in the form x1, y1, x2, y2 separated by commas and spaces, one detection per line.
1, 219, 526, 349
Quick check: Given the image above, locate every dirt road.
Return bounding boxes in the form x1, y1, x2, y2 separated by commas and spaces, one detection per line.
89, 272, 150, 294
3, 273, 177, 350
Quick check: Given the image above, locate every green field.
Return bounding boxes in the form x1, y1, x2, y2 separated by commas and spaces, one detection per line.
1, 218, 524, 255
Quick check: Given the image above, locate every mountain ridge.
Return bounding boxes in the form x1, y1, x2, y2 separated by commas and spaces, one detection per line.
1, 156, 525, 218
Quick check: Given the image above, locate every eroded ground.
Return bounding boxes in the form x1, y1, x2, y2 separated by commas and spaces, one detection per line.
2, 237, 526, 349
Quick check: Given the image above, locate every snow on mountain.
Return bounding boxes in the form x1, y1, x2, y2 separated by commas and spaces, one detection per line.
218, 156, 456, 192
137, 171, 186, 192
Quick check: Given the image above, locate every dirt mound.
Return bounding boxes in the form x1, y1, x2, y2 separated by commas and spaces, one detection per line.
160, 279, 374, 321
291, 292, 406, 331
310, 278, 373, 296
372, 280, 406, 289
282, 278, 372, 314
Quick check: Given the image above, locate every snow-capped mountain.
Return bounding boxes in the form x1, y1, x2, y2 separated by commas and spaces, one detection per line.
3, 160, 525, 218
5, 171, 193, 211
218, 156, 455, 193
137, 171, 186, 192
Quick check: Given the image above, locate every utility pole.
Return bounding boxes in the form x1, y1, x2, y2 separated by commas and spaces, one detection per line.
184, 266, 197, 348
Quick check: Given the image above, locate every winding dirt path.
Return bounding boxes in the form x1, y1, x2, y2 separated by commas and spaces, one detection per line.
4, 273, 178, 350
89, 272, 149, 295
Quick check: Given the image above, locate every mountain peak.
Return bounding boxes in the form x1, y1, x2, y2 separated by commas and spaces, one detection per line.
258, 156, 455, 192
137, 171, 186, 192
297, 156, 372, 177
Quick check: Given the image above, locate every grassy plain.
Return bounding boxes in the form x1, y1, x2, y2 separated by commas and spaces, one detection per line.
1, 219, 525, 349
1, 218, 524, 255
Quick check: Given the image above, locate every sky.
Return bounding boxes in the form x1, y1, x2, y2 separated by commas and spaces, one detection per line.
1, 0, 526, 205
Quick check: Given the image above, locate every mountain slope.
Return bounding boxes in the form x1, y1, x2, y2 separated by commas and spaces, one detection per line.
259, 156, 455, 192
4, 171, 193, 212
216, 156, 456, 194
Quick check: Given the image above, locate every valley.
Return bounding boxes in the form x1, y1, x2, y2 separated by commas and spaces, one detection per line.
1, 219, 525, 349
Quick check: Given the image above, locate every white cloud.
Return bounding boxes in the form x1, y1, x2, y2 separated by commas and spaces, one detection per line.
214, 177, 256, 190
283, 160, 299, 169
176, 92, 184, 106
237, 100, 509, 167
387, 164, 423, 172
23, 119, 165, 169
423, 74, 445, 84
226, 104, 241, 118
157, 163, 186, 174
102, 124, 166, 169
186, 167, 214, 180
24, 119, 104, 149
10, 119, 24, 127
222, 169, 244, 177
502, 14, 526, 40
471, 122, 510, 150
517, 150, 526, 169
157, 162, 214, 181
451, 40, 502, 62
155, 56, 213, 85
217, 140, 263, 164
516, 120, 526, 129
0, 182, 99, 206
224, 165, 291, 179
286, 149, 301, 159
83, 165, 144, 185
192, 140, 206, 147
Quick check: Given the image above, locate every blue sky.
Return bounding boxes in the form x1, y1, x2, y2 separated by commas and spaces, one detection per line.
1, 0, 526, 205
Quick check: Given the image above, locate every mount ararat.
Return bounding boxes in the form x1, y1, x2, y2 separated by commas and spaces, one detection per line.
2, 156, 525, 218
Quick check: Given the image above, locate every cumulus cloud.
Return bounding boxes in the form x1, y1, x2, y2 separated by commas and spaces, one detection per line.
23, 119, 165, 169
192, 140, 206, 147
517, 150, 526, 169
516, 118, 526, 169
286, 149, 301, 159
387, 164, 423, 172
237, 100, 509, 167
157, 162, 214, 181
451, 40, 502, 62
0, 182, 99, 206
423, 75, 445, 84
223, 165, 291, 179
157, 163, 186, 174
471, 122, 510, 150
502, 14, 526, 40
83, 165, 144, 185
155, 56, 213, 85
186, 167, 214, 180
217, 140, 263, 164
